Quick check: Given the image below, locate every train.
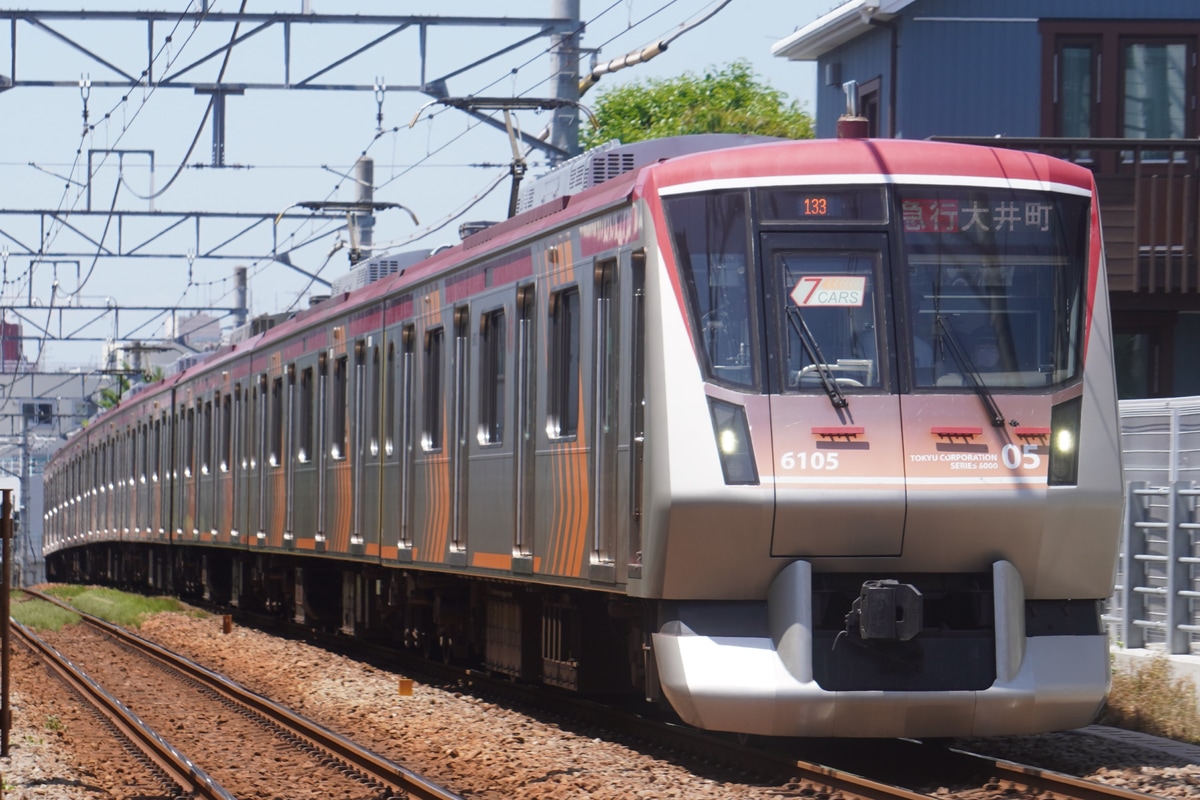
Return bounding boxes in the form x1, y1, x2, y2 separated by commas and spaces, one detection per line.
42, 131, 1124, 739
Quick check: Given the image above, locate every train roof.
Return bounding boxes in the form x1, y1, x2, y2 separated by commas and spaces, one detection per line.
69, 136, 1096, 437
638, 137, 1095, 196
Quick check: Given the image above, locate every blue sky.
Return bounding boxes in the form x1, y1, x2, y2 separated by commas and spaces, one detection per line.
0, 1, 828, 367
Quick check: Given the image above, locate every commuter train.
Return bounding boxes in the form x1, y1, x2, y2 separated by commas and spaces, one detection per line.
42, 132, 1124, 738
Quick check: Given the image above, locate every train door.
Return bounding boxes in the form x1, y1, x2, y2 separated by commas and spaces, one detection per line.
760, 232, 906, 557
267, 369, 287, 548
255, 373, 269, 543
625, 252, 646, 576
512, 285, 536, 570
316, 352, 329, 548
450, 306, 469, 562
468, 293, 515, 563
396, 326, 416, 556
292, 361, 318, 544
217, 393, 232, 543
232, 385, 245, 542
198, 398, 214, 539
589, 258, 618, 582
283, 365, 296, 547
359, 341, 384, 555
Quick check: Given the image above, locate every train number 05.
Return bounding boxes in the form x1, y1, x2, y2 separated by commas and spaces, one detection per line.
780, 451, 840, 470
1001, 443, 1041, 470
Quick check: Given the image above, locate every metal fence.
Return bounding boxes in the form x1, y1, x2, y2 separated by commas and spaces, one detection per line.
1107, 397, 1200, 654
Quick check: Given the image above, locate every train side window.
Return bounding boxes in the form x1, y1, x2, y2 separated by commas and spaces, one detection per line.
140, 424, 148, 484
332, 355, 349, 460
479, 308, 506, 445
299, 367, 314, 462
385, 342, 396, 457
221, 395, 232, 472
548, 287, 581, 439
202, 401, 213, 475
247, 384, 259, 469
153, 419, 161, 482
370, 345, 381, 456
185, 408, 195, 478
422, 327, 444, 452
270, 377, 284, 467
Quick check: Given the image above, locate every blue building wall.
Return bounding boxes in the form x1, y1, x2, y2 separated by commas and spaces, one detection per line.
811, 0, 1200, 138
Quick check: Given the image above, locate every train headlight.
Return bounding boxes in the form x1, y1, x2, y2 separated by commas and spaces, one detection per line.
1048, 396, 1082, 486
708, 399, 758, 485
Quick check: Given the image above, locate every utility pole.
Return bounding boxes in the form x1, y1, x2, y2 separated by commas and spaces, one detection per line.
549, 0, 582, 164
234, 266, 248, 329
356, 157, 374, 260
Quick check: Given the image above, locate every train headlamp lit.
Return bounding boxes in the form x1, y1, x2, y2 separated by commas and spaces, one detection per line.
708, 398, 758, 485
1048, 396, 1082, 486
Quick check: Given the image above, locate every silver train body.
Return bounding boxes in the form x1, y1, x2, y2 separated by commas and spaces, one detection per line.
43, 136, 1124, 738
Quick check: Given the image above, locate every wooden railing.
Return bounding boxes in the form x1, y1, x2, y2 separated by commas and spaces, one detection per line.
933, 137, 1200, 293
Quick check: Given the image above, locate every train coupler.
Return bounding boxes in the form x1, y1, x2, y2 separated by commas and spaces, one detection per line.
845, 579, 923, 641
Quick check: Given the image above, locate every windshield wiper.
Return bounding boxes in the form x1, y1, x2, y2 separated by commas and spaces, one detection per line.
935, 316, 1005, 427
787, 306, 848, 408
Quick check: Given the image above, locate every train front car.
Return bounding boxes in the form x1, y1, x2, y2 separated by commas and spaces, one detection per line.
637, 138, 1123, 739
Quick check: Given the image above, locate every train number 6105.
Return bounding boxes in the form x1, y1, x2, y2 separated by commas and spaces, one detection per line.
780, 451, 840, 470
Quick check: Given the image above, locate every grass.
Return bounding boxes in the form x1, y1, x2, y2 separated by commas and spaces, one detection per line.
36, 585, 193, 628
10, 594, 81, 631
1101, 654, 1200, 744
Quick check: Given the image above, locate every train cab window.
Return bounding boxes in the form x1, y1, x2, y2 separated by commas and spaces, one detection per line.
270, 377, 284, 466
422, 328, 444, 451
299, 367, 314, 462
548, 288, 580, 438
479, 308, 506, 445
898, 187, 1089, 389
662, 190, 758, 390
332, 356, 348, 460
765, 241, 884, 392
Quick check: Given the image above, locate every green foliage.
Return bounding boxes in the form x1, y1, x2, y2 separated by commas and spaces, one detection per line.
95, 363, 165, 410
10, 595, 81, 632
1102, 654, 1200, 743
40, 585, 187, 628
581, 60, 813, 150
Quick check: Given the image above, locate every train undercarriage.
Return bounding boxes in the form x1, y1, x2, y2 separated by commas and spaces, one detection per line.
45, 545, 654, 700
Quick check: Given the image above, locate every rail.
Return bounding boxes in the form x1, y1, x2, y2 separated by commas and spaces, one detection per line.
13, 620, 235, 800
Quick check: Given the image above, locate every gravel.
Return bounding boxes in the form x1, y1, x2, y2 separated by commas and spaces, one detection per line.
1, 608, 1198, 799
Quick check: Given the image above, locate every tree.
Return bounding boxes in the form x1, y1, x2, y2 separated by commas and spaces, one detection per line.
581, 60, 813, 150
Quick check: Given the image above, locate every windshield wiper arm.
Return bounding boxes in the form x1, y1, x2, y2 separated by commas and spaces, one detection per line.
787, 307, 848, 409
936, 316, 1005, 427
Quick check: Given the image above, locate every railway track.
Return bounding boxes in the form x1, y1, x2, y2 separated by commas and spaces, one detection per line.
231, 606, 1170, 800
19, 589, 464, 800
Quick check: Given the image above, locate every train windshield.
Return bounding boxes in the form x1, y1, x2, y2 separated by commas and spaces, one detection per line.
900, 187, 1090, 389
663, 190, 759, 389
663, 185, 1090, 393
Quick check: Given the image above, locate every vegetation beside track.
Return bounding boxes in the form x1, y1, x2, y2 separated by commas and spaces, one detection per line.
1103, 654, 1200, 744
20, 584, 201, 629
